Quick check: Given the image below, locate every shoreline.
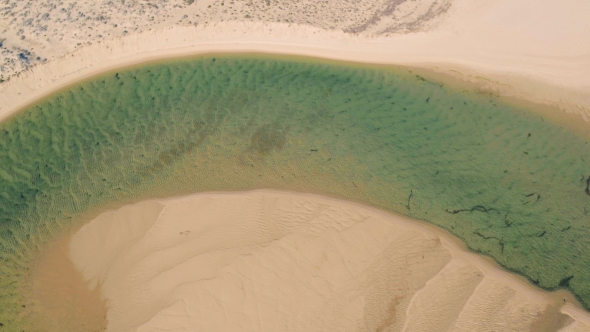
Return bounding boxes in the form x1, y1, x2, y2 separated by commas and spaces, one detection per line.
52, 189, 590, 330
28, 233, 107, 331
1, 21, 589, 127
1, 12, 588, 329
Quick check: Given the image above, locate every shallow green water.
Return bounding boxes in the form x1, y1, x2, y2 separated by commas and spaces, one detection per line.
1, 55, 589, 329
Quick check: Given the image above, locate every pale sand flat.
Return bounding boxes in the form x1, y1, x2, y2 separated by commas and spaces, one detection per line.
559, 305, 590, 332
54, 190, 589, 331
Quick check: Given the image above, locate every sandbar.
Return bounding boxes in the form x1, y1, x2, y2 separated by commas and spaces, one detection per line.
54, 190, 590, 331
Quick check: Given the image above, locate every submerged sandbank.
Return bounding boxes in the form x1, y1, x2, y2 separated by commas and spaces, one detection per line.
63, 190, 589, 331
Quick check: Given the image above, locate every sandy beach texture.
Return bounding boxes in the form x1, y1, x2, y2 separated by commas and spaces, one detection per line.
60, 190, 588, 332
1, 0, 589, 124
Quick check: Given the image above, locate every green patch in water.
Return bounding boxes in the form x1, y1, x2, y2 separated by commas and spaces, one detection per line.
0, 54, 589, 330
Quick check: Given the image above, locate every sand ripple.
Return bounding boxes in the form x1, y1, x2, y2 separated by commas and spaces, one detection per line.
66, 190, 589, 331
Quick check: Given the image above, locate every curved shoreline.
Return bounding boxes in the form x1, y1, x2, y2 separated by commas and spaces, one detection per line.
52, 189, 588, 330
1, 7, 588, 329
1, 20, 589, 126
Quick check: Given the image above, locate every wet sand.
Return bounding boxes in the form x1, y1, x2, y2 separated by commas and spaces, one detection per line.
30, 233, 107, 331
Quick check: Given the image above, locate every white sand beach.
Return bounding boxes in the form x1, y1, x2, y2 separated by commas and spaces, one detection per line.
0, 0, 589, 124
60, 190, 588, 331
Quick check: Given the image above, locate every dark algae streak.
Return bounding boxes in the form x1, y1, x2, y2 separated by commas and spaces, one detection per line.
1, 54, 590, 329
445, 205, 496, 214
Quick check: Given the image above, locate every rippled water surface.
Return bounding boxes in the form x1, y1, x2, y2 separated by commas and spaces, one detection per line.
1, 55, 589, 329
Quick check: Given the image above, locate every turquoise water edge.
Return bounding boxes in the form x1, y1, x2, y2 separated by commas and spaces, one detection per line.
0, 54, 589, 329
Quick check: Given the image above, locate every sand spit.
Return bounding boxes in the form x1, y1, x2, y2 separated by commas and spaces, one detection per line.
1, 0, 590, 124
64, 190, 590, 332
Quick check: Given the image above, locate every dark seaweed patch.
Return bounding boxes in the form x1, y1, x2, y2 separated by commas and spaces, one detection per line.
559, 275, 574, 288
248, 124, 288, 158
445, 205, 496, 214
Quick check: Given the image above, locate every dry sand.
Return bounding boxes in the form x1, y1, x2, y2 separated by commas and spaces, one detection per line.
0, 0, 589, 124
57, 190, 589, 332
